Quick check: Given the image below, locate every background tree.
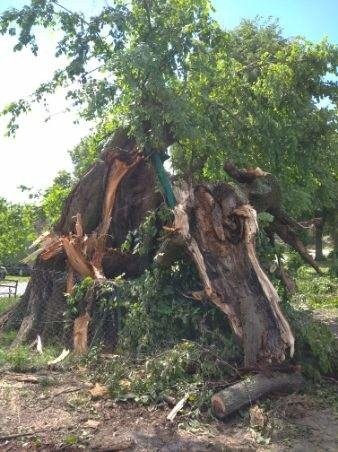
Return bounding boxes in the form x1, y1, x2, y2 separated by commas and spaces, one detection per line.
0, 198, 38, 266
42, 170, 74, 225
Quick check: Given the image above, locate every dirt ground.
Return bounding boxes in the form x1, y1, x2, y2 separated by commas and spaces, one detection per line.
0, 367, 337, 452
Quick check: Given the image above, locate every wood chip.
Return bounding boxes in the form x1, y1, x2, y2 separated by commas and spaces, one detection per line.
167, 393, 189, 421
83, 419, 100, 429
36, 335, 43, 354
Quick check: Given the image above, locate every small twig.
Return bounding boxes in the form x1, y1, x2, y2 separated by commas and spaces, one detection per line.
39, 386, 83, 401
7, 374, 39, 384
53, 386, 83, 398
47, 348, 70, 366
322, 376, 338, 385
0, 429, 48, 442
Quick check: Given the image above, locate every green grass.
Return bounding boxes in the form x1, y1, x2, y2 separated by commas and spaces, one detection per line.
6, 275, 30, 283
0, 296, 19, 315
0, 336, 66, 373
294, 265, 338, 310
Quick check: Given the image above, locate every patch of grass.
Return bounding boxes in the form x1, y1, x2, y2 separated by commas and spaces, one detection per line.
294, 265, 338, 310
6, 275, 30, 283
63, 434, 79, 446
282, 299, 337, 380
311, 380, 338, 414
0, 296, 19, 314
0, 330, 17, 347
0, 343, 64, 372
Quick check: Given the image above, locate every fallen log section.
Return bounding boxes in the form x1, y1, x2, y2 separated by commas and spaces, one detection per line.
211, 372, 304, 419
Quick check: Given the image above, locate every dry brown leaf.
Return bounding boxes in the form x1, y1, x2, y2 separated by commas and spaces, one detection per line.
249, 405, 267, 428
89, 382, 109, 399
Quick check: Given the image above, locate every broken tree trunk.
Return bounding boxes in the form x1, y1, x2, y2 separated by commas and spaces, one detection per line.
3, 139, 299, 369
173, 183, 294, 366
224, 161, 322, 274
1, 128, 162, 345
211, 372, 304, 419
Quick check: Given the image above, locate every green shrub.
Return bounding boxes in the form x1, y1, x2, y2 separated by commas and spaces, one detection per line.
105, 340, 238, 412
282, 300, 337, 380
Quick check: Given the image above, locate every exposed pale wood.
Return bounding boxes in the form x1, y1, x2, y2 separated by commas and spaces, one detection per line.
47, 348, 70, 365
61, 237, 94, 278
73, 312, 91, 354
212, 372, 304, 419
98, 154, 141, 237
167, 393, 189, 421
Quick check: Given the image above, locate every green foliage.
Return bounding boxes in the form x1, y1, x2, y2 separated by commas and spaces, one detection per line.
0, 330, 17, 347
286, 250, 307, 273
111, 261, 236, 356
294, 266, 338, 309
63, 435, 79, 446
106, 340, 235, 410
76, 259, 240, 412
171, 19, 338, 218
66, 276, 94, 317
0, 0, 217, 150
0, 198, 39, 266
257, 211, 274, 228
282, 296, 337, 380
1, 1, 337, 228
70, 119, 120, 177
41, 170, 74, 225
121, 204, 173, 256
299, 322, 336, 377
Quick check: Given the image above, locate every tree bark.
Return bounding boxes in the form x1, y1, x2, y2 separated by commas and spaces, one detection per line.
224, 161, 322, 274
211, 372, 304, 419
173, 183, 294, 366
314, 217, 325, 261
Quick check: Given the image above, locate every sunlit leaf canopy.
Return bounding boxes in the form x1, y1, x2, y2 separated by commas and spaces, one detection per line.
1, 0, 337, 216
0, 197, 38, 265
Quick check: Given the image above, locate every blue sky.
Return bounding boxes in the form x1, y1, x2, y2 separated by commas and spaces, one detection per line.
0, 0, 337, 202
2, 0, 337, 42
213, 0, 338, 43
